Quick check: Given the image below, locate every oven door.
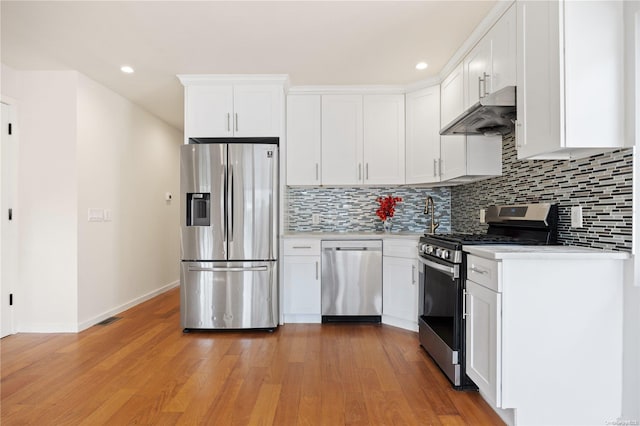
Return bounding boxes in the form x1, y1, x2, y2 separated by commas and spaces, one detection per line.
418, 255, 463, 386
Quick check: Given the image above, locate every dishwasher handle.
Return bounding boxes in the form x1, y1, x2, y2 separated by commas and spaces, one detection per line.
333, 247, 372, 251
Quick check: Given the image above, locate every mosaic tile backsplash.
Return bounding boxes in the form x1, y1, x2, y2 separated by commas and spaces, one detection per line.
286, 186, 451, 233
451, 133, 633, 251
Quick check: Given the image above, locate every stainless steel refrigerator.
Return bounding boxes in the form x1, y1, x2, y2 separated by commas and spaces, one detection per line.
180, 139, 278, 330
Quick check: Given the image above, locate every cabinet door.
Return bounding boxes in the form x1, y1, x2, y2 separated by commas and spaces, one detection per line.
286, 95, 321, 185
283, 256, 321, 317
382, 256, 418, 327
515, 0, 562, 159
489, 4, 517, 94
185, 85, 233, 140
440, 135, 467, 181
464, 36, 492, 109
406, 87, 441, 184
233, 85, 281, 137
363, 95, 405, 185
321, 95, 363, 185
440, 63, 465, 128
466, 280, 502, 406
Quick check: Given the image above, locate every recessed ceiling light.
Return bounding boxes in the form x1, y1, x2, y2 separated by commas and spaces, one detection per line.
416, 62, 428, 71
120, 65, 134, 74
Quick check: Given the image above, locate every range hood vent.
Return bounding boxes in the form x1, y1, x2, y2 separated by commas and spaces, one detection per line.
440, 86, 516, 137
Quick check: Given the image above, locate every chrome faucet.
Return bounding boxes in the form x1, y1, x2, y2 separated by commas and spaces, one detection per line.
424, 196, 440, 234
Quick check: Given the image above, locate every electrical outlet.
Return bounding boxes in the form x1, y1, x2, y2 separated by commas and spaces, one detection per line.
479, 209, 486, 224
312, 214, 320, 225
571, 206, 583, 228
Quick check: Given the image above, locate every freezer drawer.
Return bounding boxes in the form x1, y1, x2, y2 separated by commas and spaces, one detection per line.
181, 261, 278, 330
321, 240, 382, 318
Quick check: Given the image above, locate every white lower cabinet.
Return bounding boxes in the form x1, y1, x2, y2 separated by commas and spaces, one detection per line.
465, 279, 501, 406
283, 239, 321, 323
464, 251, 625, 426
382, 238, 419, 331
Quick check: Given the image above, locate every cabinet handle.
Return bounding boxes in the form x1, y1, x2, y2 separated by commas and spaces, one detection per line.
292, 245, 312, 249
438, 158, 443, 177
358, 163, 362, 180
433, 159, 437, 177
412, 265, 416, 285
366, 163, 369, 180
315, 163, 319, 181
235, 113, 238, 132
315, 261, 319, 280
470, 265, 489, 275
515, 120, 523, 148
482, 72, 490, 97
478, 75, 483, 99
227, 113, 230, 132
463, 289, 469, 319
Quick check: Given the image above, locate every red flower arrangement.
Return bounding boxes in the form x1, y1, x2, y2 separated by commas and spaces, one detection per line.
376, 195, 403, 221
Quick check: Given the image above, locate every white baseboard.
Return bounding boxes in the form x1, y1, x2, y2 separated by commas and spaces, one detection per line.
19, 322, 79, 333
77, 280, 179, 332
382, 315, 418, 332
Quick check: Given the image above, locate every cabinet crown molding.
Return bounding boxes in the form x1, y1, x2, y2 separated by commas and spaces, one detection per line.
288, 85, 406, 95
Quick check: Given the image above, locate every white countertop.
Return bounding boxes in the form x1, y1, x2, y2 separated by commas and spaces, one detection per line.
283, 232, 421, 240
464, 244, 630, 260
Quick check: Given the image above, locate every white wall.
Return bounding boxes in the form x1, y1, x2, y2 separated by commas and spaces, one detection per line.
16, 70, 79, 332
76, 75, 181, 329
0, 65, 181, 332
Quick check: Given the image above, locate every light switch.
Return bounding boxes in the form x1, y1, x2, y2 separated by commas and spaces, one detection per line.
312, 214, 320, 225
103, 209, 112, 222
479, 209, 486, 224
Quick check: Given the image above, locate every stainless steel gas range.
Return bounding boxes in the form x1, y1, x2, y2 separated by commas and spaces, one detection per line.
417, 203, 558, 389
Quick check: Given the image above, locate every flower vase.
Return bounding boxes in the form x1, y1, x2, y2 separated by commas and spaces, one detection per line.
383, 218, 392, 232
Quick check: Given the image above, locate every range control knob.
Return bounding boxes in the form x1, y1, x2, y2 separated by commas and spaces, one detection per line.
441, 250, 450, 260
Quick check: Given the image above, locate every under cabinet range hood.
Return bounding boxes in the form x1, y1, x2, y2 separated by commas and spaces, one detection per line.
440, 86, 516, 137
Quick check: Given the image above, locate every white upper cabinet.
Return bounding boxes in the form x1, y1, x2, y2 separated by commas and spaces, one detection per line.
184, 85, 234, 139
286, 95, 321, 185
440, 64, 502, 183
179, 76, 284, 142
363, 95, 405, 185
406, 86, 441, 184
516, 0, 624, 159
441, 64, 465, 128
321, 95, 364, 185
463, 4, 516, 110
232, 85, 282, 137
463, 36, 492, 109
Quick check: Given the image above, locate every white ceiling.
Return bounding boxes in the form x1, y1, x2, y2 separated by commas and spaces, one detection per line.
1, 1, 496, 131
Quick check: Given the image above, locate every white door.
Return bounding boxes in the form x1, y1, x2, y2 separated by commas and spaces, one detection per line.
440, 135, 467, 181
406, 87, 441, 184
363, 95, 405, 185
1, 101, 17, 338
286, 95, 321, 185
466, 280, 501, 406
233, 85, 281, 137
321, 95, 363, 185
489, 4, 517, 94
184, 85, 234, 140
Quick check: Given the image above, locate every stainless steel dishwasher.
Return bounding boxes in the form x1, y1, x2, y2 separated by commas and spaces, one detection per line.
321, 240, 382, 322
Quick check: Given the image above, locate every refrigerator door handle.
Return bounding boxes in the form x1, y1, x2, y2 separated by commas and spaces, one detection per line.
223, 160, 228, 245
229, 165, 234, 242
187, 265, 269, 273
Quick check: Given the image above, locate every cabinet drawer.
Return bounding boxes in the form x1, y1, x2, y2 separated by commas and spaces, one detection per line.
284, 239, 321, 256
467, 255, 501, 292
383, 239, 418, 258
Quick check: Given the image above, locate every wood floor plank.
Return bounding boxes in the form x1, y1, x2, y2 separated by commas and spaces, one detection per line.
1, 288, 505, 425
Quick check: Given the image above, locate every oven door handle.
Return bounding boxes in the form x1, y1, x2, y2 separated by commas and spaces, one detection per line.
418, 256, 459, 279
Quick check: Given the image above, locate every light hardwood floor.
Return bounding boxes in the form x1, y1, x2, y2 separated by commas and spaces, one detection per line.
1, 288, 505, 425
